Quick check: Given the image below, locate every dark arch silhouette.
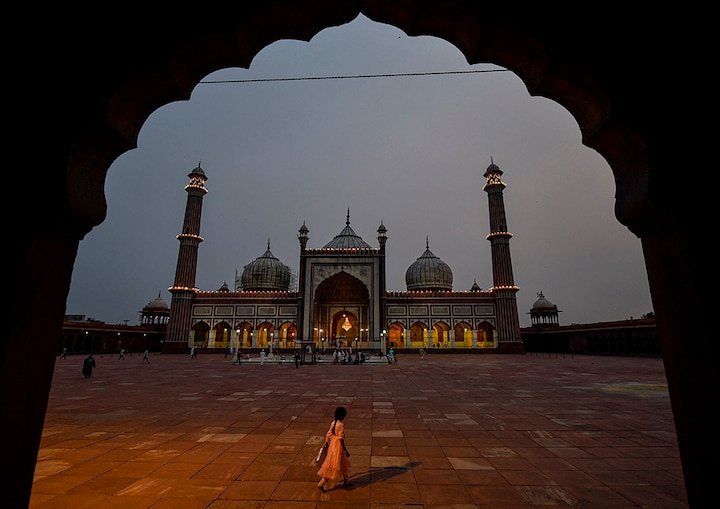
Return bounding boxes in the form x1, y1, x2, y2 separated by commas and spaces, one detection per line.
5, 3, 712, 507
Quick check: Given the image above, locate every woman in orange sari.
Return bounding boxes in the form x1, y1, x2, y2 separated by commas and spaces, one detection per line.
317, 406, 351, 491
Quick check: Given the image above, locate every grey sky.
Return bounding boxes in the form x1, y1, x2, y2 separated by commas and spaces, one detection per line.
66, 14, 653, 327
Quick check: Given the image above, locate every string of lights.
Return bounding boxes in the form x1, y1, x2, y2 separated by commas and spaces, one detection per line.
199, 68, 508, 84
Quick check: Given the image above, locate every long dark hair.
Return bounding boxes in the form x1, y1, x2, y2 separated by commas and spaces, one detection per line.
332, 406, 347, 434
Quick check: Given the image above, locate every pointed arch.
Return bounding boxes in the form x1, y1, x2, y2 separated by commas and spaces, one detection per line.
191, 321, 210, 347
257, 321, 275, 349
432, 321, 451, 348
388, 322, 406, 349
476, 320, 496, 349
409, 321, 428, 348
213, 320, 232, 348
454, 321, 473, 348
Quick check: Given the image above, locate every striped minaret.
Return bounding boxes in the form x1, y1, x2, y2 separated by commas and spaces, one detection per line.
483, 160, 523, 352
165, 164, 208, 352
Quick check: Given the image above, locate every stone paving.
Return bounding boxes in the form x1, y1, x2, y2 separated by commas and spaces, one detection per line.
29, 352, 688, 508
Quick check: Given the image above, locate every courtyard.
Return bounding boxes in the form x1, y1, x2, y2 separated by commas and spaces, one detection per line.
30, 352, 687, 508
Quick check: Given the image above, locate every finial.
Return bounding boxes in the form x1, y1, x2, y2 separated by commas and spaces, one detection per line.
267, 238, 271, 250
426, 236, 429, 249
346, 208, 350, 226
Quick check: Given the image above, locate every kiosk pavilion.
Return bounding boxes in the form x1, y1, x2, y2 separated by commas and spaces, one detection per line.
164, 161, 522, 355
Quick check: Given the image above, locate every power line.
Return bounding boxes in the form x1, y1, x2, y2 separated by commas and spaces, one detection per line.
199, 68, 508, 84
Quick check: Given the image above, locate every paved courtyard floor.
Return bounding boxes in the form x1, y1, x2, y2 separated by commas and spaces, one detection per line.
30, 352, 688, 508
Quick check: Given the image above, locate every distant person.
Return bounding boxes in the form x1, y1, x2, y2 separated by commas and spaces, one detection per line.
294, 351, 300, 369
190, 346, 197, 359
418, 348, 425, 360
317, 406, 352, 491
141, 349, 150, 364
260, 349, 266, 365
60, 347, 67, 359
118, 348, 126, 360
82, 354, 96, 378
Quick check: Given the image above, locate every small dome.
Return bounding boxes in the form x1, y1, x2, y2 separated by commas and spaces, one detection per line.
240, 241, 291, 291
188, 163, 206, 178
217, 281, 230, 292
144, 293, 168, 311
405, 239, 453, 291
323, 210, 372, 249
470, 279, 482, 292
532, 291, 557, 310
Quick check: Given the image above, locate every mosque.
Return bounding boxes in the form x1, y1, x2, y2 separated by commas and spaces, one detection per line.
164, 161, 523, 355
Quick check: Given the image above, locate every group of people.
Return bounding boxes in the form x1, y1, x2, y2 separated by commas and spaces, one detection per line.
331, 349, 366, 365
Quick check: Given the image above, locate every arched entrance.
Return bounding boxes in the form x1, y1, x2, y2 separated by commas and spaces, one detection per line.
388, 322, 406, 349
432, 321, 450, 349
476, 321, 496, 349
409, 321, 428, 348
314, 271, 370, 349
213, 321, 232, 348
278, 321, 297, 349
234, 322, 253, 349
331, 310, 358, 350
191, 321, 210, 347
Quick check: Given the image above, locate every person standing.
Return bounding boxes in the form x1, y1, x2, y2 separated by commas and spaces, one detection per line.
118, 348, 126, 360
317, 406, 352, 491
294, 351, 300, 369
260, 349, 266, 365
82, 354, 96, 378
190, 346, 197, 359
141, 349, 150, 364
60, 347, 67, 359
418, 348, 425, 360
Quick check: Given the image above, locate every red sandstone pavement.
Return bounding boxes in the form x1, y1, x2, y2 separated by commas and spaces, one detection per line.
29, 352, 688, 508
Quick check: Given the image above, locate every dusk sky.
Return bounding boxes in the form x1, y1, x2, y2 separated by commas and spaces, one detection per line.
66, 14, 653, 327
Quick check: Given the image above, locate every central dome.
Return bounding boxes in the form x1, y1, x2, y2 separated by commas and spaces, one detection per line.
240, 241, 291, 291
405, 239, 453, 291
323, 210, 372, 249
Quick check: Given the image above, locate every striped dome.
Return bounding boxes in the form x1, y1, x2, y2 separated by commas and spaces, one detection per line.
240, 241, 291, 291
405, 239, 453, 291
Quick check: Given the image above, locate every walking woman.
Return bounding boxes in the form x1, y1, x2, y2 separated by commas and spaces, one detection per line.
317, 406, 351, 491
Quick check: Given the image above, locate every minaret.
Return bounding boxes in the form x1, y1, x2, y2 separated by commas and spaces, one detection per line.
296, 221, 309, 342
483, 160, 522, 352
165, 164, 208, 352
377, 221, 388, 341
